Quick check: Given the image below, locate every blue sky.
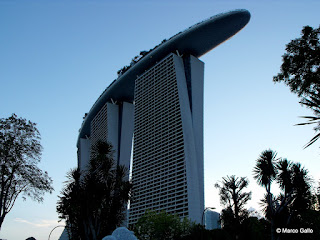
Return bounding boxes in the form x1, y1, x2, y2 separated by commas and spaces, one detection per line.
1, 1, 320, 239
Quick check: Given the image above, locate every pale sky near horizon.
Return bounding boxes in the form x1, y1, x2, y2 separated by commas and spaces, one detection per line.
1, 1, 320, 239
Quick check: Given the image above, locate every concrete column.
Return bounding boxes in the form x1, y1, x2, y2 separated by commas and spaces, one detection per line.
118, 102, 134, 177
79, 138, 91, 172
173, 54, 202, 223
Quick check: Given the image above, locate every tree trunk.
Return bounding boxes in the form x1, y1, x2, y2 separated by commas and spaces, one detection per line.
0, 215, 5, 231
271, 219, 275, 240
82, 220, 91, 240
88, 217, 97, 240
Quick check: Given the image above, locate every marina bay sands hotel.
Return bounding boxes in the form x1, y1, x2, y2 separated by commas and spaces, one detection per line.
77, 10, 250, 226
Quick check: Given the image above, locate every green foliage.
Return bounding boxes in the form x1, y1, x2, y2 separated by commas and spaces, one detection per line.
116, 39, 168, 77
57, 141, 132, 240
239, 217, 270, 240
204, 215, 269, 240
253, 149, 316, 240
296, 97, 320, 148
134, 210, 195, 240
279, 209, 320, 240
180, 225, 232, 240
316, 181, 320, 210
273, 25, 320, 97
220, 207, 236, 229
206, 229, 232, 240
273, 25, 320, 147
262, 157, 313, 217
0, 114, 53, 230
253, 150, 278, 190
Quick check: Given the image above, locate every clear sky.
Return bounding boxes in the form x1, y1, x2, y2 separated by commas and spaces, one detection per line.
1, 1, 319, 239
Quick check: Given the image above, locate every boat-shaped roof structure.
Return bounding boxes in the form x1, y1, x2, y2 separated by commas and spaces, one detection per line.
78, 9, 250, 143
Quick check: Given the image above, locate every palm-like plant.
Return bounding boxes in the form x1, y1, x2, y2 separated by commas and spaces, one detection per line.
259, 193, 279, 222
290, 163, 313, 211
253, 150, 279, 240
253, 150, 278, 203
277, 159, 293, 197
57, 141, 132, 240
215, 175, 251, 238
296, 92, 320, 148
254, 150, 315, 240
56, 168, 84, 239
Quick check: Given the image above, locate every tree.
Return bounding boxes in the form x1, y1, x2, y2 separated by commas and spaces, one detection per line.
273, 25, 320, 147
215, 175, 251, 239
295, 96, 320, 148
253, 149, 314, 240
253, 149, 278, 227
239, 217, 270, 240
0, 114, 53, 230
134, 210, 195, 240
57, 168, 83, 239
57, 141, 132, 240
316, 180, 320, 210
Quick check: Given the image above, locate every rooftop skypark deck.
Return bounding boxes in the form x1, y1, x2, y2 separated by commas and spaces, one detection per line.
78, 9, 250, 143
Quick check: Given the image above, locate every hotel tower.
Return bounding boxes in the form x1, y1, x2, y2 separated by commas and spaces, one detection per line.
76, 10, 250, 226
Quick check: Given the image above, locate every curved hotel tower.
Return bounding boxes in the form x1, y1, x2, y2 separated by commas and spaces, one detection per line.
77, 10, 250, 226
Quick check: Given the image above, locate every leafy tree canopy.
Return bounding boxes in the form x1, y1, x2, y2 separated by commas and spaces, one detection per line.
134, 210, 195, 240
273, 25, 320, 97
273, 25, 320, 148
0, 114, 53, 230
